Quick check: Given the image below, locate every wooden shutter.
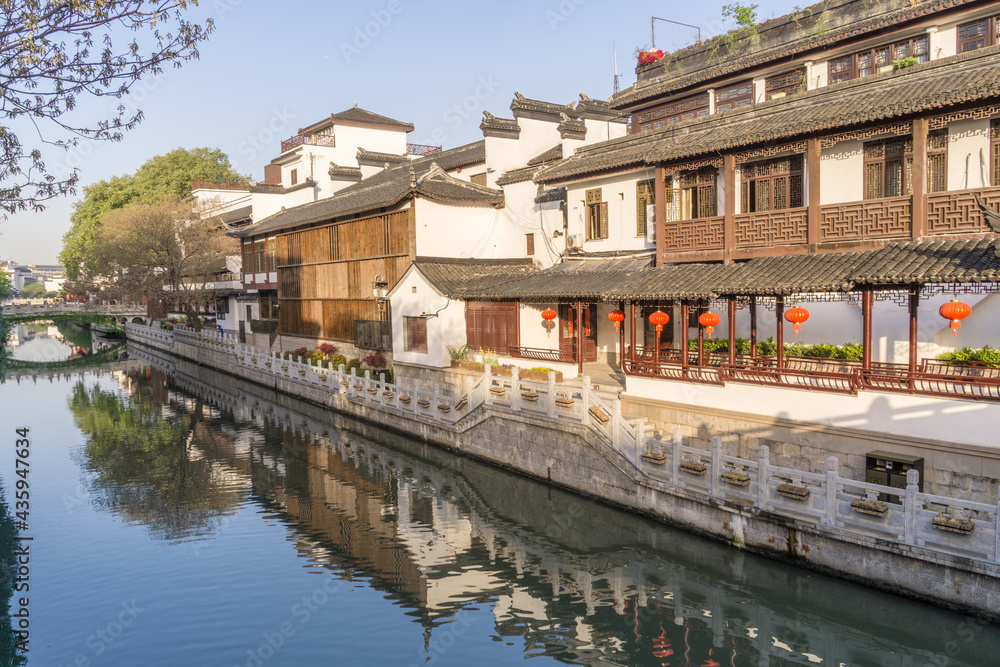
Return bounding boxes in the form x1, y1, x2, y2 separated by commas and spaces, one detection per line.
600, 202, 609, 239
526, 233, 535, 256
636, 180, 653, 235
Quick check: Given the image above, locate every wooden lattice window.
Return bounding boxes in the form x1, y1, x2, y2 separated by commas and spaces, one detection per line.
829, 35, 929, 84
927, 130, 948, 194
585, 188, 608, 240
765, 69, 806, 100
741, 156, 803, 213
992, 120, 1000, 186
636, 180, 655, 235
715, 81, 754, 113
470, 173, 487, 186
267, 238, 276, 272
680, 168, 717, 219
526, 233, 535, 256
290, 168, 298, 186
958, 17, 997, 52
864, 137, 913, 199
254, 240, 266, 273
465, 301, 518, 355
634, 93, 709, 132
404, 316, 428, 353
241, 241, 252, 278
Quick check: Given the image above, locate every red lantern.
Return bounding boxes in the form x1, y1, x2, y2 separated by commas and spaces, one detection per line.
608, 309, 625, 332
784, 306, 810, 337
648, 310, 669, 333
698, 311, 721, 339
939, 299, 971, 337
541, 308, 557, 322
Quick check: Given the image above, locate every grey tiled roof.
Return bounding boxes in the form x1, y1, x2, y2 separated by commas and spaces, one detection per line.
220, 205, 252, 224
328, 106, 414, 131
538, 49, 1000, 183
496, 166, 537, 187
510, 92, 576, 117
575, 93, 618, 117
230, 142, 499, 238
356, 148, 409, 164
557, 113, 586, 135
328, 163, 363, 179
411, 257, 536, 298
480, 111, 520, 133
612, 0, 979, 109
534, 186, 566, 204
527, 145, 562, 166
455, 238, 1000, 301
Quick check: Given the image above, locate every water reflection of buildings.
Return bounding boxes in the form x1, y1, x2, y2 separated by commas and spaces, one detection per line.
6, 321, 116, 362
123, 347, 998, 667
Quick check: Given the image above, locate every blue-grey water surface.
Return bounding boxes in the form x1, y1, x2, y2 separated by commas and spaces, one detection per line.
0, 345, 998, 666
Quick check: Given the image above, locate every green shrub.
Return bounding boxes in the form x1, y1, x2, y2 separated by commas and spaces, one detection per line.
478, 348, 500, 367
938, 346, 1000, 366
523, 366, 557, 375
447, 344, 470, 363
345, 358, 363, 374
330, 354, 347, 369
159, 322, 174, 331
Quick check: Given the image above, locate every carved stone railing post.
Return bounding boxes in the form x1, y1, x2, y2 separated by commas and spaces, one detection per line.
904, 468, 920, 545
825, 456, 839, 526
757, 445, 770, 510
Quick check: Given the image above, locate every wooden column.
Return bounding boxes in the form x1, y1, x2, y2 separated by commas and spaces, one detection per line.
680, 301, 690, 373
750, 296, 758, 359
576, 300, 584, 376
862, 288, 874, 371
807, 137, 821, 251
909, 285, 919, 372
723, 154, 736, 263
618, 300, 626, 370
696, 303, 706, 367
629, 301, 637, 363
655, 165, 667, 265
911, 118, 928, 240
776, 297, 785, 370
727, 297, 737, 367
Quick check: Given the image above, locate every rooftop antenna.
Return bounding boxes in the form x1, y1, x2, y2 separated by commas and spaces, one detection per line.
651, 16, 702, 49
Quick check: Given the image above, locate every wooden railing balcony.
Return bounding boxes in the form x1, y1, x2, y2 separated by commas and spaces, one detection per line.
819, 195, 911, 242
407, 143, 442, 156
926, 186, 1000, 235
280, 133, 336, 153
660, 216, 725, 252
508, 346, 576, 363
734, 206, 808, 248
190, 180, 251, 192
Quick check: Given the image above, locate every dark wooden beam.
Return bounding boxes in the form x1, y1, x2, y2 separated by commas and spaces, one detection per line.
862, 287, 874, 371
776, 296, 785, 370
724, 154, 736, 263
911, 118, 928, 240
727, 297, 737, 367
807, 137, 821, 251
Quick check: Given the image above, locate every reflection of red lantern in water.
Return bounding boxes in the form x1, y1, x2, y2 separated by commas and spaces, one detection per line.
698, 311, 721, 339
784, 306, 810, 337
608, 309, 625, 332
939, 299, 971, 337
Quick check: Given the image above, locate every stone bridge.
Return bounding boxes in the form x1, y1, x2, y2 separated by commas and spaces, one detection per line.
1, 302, 148, 324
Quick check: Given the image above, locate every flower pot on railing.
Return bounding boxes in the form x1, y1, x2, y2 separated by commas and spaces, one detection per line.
418, 399, 431, 408
554, 394, 575, 408
777, 483, 810, 500
520, 370, 563, 383
722, 471, 751, 486
932, 514, 975, 535
681, 460, 707, 476
437, 404, 451, 413
642, 450, 666, 465
521, 392, 539, 402
399, 395, 411, 404
851, 498, 888, 517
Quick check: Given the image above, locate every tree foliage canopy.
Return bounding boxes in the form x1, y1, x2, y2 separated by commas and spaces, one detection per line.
0, 1, 215, 218
60, 147, 244, 281
87, 195, 236, 324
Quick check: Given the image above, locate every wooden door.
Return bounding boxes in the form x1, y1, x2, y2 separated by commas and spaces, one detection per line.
558, 304, 598, 362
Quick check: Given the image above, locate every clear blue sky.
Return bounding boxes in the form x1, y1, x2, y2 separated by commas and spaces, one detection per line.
0, 0, 794, 264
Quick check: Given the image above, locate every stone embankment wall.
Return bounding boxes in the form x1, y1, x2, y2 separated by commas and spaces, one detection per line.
127, 324, 1000, 621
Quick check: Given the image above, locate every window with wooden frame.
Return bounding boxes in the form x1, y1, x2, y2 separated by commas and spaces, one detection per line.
634, 93, 710, 132
714, 81, 754, 113
526, 233, 535, 256
679, 168, 718, 220
636, 180, 655, 235
470, 173, 487, 186
404, 316, 428, 353
992, 119, 1000, 186
863, 131, 947, 199
585, 188, 608, 240
259, 292, 279, 320
958, 16, 998, 52
465, 301, 518, 355
267, 238, 276, 273
741, 156, 804, 213
828, 35, 930, 84
241, 241, 252, 277
290, 168, 298, 186
215, 298, 230, 318
254, 240, 266, 273
764, 69, 806, 100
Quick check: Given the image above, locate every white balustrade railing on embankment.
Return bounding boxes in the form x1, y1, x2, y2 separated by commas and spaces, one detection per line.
126, 323, 1000, 567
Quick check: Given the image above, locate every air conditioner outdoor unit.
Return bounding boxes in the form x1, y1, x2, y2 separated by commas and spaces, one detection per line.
568, 234, 583, 249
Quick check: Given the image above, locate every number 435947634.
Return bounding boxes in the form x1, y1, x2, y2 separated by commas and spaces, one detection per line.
14, 427, 29, 522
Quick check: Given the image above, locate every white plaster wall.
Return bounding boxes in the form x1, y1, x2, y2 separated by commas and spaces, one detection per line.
753, 76, 766, 104
484, 135, 520, 188
809, 59, 828, 89
933, 25, 957, 59
946, 118, 991, 191
334, 124, 408, 158
413, 199, 502, 258
933, 292, 999, 350
283, 184, 318, 208
519, 302, 560, 351
624, 376, 1000, 449
191, 190, 252, 218
250, 192, 285, 222
820, 140, 863, 204
389, 269, 464, 368
565, 170, 656, 253
582, 118, 627, 143
515, 117, 563, 166
494, 181, 565, 267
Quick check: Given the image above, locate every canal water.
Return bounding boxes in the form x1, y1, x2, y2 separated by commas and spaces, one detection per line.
6, 320, 117, 363
0, 347, 997, 666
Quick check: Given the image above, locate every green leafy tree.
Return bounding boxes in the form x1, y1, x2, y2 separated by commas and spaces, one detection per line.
0, 272, 10, 302
0, 1, 215, 218
60, 147, 245, 282
21, 283, 45, 298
